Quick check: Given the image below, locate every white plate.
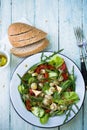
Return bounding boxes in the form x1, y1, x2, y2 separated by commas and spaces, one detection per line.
10, 52, 85, 128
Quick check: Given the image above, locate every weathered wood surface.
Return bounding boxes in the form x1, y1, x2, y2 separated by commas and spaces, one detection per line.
0, 0, 87, 130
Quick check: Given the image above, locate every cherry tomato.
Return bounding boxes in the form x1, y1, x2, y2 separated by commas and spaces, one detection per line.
44, 72, 49, 78
45, 109, 51, 113
59, 62, 67, 72
29, 89, 34, 96
25, 100, 31, 110
47, 65, 55, 70
39, 64, 47, 69
35, 67, 40, 73
62, 73, 69, 81
35, 64, 55, 74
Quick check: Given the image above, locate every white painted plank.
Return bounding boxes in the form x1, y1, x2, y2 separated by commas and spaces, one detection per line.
35, 0, 59, 52
0, 68, 10, 130
1, 0, 11, 38
34, 1, 59, 130
12, 0, 27, 22
83, 92, 87, 130
59, 0, 83, 130
0, 0, 1, 40
59, 0, 82, 68
10, 0, 35, 130
82, 0, 87, 130
0, 0, 11, 130
12, 0, 35, 24
11, 0, 35, 74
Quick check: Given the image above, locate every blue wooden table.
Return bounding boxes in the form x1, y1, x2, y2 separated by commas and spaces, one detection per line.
0, 0, 87, 130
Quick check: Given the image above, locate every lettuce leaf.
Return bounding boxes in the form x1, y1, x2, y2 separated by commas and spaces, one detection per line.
49, 55, 64, 67
54, 92, 79, 105
40, 113, 49, 124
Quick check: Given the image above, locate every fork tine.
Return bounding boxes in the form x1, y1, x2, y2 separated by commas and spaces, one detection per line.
74, 27, 84, 43
74, 27, 80, 42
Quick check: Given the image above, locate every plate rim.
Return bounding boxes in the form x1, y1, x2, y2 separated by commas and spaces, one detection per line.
10, 51, 86, 128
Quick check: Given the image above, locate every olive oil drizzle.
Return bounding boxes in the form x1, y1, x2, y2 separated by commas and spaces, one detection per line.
0, 54, 7, 67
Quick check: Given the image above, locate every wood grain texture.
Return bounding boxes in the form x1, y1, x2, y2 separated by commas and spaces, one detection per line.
83, 0, 87, 130
59, 0, 82, 67
0, 0, 1, 40
0, 0, 11, 130
59, 0, 83, 130
10, 0, 35, 130
35, 0, 59, 52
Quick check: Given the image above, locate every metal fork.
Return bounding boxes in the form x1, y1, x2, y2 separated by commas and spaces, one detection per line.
74, 27, 87, 87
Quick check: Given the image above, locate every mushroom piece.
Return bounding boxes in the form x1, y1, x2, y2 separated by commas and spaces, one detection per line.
32, 73, 38, 77
43, 95, 52, 106
32, 90, 42, 96
56, 85, 62, 93
31, 83, 37, 90
50, 103, 58, 111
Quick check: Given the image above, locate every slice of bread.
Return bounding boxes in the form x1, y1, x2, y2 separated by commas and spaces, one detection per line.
10, 39, 49, 57
8, 22, 33, 36
9, 29, 47, 47
8, 22, 47, 47
9, 27, 40, 42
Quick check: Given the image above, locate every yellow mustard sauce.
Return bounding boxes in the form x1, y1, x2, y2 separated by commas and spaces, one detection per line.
0, 54, 7, 67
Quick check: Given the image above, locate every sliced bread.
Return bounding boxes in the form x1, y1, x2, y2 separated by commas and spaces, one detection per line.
9, 29, 47, 47
10, 39, 49, 57
8, 22, 33, 36
8, 22, 47, 47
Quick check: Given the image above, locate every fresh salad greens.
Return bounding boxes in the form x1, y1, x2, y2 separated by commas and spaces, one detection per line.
18, 51, 80, 124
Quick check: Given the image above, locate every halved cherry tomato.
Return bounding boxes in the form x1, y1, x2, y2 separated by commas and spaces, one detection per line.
45, 109, 51, 113
59, 62, 67, 72
25, 100, 31, 110
47, 65, 55, 70
44, 72, 49, 78
35, 67, 40, 73
29, 89, 35, 96
35, 64, 47, 73
62, 73, 69, 81
35, 64, 55, 74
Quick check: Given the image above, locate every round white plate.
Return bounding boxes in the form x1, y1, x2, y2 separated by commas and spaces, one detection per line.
10, 52, 85, 128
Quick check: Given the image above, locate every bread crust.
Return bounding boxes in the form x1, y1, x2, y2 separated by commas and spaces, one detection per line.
8, 22, 32, 36
10, 39, 49, 57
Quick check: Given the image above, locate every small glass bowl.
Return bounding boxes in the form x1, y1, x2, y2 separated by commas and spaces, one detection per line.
0, 49, 10, 70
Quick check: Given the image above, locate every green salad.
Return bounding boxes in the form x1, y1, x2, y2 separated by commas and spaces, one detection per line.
18, 51, 80, 124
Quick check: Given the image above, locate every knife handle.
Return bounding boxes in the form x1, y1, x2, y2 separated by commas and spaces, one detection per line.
81, 61, 87, 86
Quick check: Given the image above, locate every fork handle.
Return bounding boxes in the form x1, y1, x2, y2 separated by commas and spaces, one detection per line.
81, 60, 87, 86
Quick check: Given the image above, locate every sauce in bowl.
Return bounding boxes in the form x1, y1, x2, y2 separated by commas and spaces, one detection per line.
0, 49, 10, 70
0, 54, 7, 67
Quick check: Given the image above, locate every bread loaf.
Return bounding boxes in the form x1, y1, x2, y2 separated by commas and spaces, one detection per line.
8, 22, 49, 57
10, 39, 49, 57
8, 22, 47, 47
